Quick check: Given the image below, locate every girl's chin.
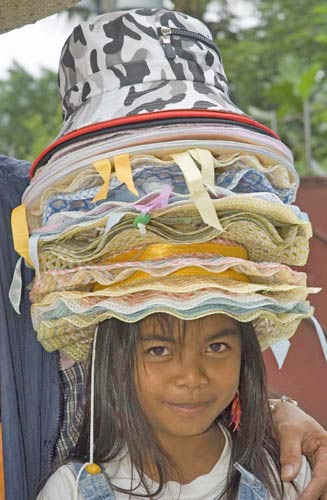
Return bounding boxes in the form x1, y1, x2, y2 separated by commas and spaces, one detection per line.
158, 420, 219, 439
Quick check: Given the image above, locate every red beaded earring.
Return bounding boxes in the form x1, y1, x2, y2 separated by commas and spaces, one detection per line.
229, 392, 242, 432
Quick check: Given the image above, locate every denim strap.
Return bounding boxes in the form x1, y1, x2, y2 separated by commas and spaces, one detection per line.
235, 463, 268, 500
71, 463, 116, 500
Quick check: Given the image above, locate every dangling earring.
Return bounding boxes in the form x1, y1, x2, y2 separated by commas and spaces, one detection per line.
229, 392, 242, 432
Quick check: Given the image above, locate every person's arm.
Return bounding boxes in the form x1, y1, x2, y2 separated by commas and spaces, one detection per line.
0, 423, 5, 500
270, 399, 327, 500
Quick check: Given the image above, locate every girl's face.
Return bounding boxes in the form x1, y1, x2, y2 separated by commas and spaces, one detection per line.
135, 314, 241, 442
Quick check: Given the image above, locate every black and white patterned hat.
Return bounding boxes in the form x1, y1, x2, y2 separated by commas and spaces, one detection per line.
57, 8, 244, 138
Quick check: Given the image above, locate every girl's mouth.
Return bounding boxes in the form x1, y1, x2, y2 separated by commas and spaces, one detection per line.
164, 401, 212, 414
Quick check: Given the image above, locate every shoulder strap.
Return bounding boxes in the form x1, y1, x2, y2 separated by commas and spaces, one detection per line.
71, 463, 116, 500
234, 463, 268, 500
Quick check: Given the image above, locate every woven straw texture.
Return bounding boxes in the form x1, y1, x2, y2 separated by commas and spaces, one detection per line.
38, 211, 311, 272
0, 0, 79, 33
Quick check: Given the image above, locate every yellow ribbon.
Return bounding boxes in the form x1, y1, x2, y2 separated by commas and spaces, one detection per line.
93, 267, 250, 291
92, 159, 112, 202
100, 242, 248, 263
11, 204, 33, 267
114, 154, 138, 196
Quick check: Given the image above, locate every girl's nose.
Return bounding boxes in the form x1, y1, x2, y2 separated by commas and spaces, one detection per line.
174, 357, 209, 389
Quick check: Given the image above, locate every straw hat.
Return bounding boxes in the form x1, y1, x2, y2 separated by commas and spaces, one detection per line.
0, 0, 79, 34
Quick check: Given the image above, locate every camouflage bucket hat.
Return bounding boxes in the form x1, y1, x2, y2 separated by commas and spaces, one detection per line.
57, 8, 244, 138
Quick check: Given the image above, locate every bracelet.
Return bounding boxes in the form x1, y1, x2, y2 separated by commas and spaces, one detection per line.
269, 395, 298, 412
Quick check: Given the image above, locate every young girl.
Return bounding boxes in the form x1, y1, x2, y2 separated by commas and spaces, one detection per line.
20, 8, 323, 500
38, 313, 311, 499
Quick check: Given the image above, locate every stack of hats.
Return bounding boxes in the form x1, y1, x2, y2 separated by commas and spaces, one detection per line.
12, 9, 318, 362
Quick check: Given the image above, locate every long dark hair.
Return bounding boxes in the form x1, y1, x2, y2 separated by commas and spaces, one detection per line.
72, 316, 283, 499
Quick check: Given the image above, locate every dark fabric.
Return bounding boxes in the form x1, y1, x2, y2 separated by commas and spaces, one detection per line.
0, 155, 59, 500
55, 362, 86, 463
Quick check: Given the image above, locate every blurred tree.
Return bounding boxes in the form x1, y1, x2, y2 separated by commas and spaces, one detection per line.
67, 0, 169, 18
218, 0, 326, 106
263, 55, 324, 174
0, 63, 61, 161
67, 0, 233, 28
215, 0, 327, 173
172, 0, 209, 19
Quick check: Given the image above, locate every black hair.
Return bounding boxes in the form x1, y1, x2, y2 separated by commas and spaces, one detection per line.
72, 315, 283, 499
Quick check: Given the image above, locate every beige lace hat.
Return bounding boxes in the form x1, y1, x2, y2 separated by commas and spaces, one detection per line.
0, 0, 79, 34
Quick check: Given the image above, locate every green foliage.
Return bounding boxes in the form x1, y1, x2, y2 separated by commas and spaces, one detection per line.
0, 63, 62, 161
263, 56, 322, 116
215, 0, 327, 173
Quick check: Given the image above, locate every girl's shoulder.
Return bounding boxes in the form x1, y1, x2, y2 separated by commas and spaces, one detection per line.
37, 454, 312, 500
37, 464, 76, 500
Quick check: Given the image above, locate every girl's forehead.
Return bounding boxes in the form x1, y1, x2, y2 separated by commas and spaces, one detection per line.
140, 314, 238, 339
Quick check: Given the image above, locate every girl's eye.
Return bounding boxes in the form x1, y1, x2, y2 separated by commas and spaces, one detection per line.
147, 346, 170, 356
207, 342, 227, 353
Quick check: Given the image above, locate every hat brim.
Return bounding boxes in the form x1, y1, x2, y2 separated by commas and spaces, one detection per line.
30, 110, 282, 177
58, 80, 244, 138
34, 296, 312, 361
